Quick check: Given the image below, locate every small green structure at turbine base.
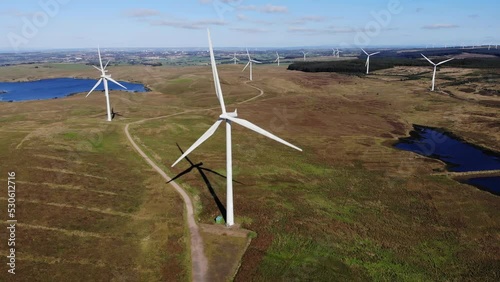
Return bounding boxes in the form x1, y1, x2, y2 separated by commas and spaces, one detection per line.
215, 215, 225, 224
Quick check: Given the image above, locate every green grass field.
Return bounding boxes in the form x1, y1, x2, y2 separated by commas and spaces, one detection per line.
0, 63, 499, 281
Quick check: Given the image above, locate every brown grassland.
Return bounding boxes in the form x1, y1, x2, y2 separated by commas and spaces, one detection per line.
0, 62, 499, 281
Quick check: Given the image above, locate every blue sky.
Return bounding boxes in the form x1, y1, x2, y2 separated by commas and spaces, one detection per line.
0, 0, 498, 50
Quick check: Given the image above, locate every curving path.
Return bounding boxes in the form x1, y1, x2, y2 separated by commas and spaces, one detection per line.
124, 80, 264, 282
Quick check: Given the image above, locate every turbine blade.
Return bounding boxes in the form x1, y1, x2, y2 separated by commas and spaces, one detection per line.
98, 46, 104, 71
104, 60, 110, 69
107, 77, 127, 89
176, 143, 195, 166
86, 78, 103, 97
361, 48, 369, 55
370, 52, 380, 56
171, 119, 223, 167
92, 65, 101, 72
421, 54, 435, 65
252, 60, 262, 64
246, 48, 251, 60
207, 29, 226, 112
242, 62, 250, 72
436, 58, 454, 66
226, 117, 302, 152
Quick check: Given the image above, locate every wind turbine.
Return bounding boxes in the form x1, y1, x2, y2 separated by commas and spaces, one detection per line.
232, 53, 240, 65
301, 51, 308, 61
274, 52, 284, 66
87, 47, 127, 121
361, 48, 380, 74
172, 29, 302, 227
336, 49, 342, 58
242, 49, 261, 81
421, 54, 454, 92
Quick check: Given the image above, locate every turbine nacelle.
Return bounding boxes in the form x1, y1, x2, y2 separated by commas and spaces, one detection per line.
220, 110, 238, 119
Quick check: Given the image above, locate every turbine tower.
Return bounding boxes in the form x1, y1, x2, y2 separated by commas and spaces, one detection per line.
242, 49, 261, 81
361, 48, 380, 74
274, 52, 284, 66
421, 54, 454, 91
87, 47, 127, 121
173, 29, 302, 227
302, 51, 308, 61
232, 53, 239, 65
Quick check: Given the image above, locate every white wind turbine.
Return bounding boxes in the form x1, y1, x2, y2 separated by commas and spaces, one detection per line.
336, 48, 342, 58
302, 51, 308, 61
242, 49, 261, 81
361, 48, 380, 74
232, 53, 240, 65
172, 29, 302, 227
421, 54, 454, 92
274, 52, 284, 66
87, 47, 127, 121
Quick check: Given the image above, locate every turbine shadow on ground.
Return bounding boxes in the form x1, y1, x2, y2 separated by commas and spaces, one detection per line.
168, 143, 244, 223
94, 108, 122, 120
111, 108, 122, 120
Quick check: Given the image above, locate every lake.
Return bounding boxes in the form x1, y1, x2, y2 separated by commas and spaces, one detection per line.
395, 125, 500, 195
0, 78, 147, 102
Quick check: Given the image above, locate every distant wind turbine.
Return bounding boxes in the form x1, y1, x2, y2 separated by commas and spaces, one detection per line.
172, 29, 302, 227
242, 49, 261, 81
361, 48, 380, 74
274, 52, 284, 66
232, 53, 240, 65
301, 51, 308, 61
87, 46, 127, 121
421, 54, 454, 91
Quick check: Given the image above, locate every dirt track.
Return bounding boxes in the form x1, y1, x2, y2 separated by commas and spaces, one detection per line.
124, 81, 263, 281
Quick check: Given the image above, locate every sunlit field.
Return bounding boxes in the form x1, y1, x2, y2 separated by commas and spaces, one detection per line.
1, 62, 498, 280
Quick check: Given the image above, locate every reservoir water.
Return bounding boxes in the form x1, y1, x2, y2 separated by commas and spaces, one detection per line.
0, 78, 147, 102
395, 125, 500, 195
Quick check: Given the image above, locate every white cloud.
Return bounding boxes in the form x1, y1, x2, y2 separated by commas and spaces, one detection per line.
238, 4, 288, 14
422, 24, 459, 30
261, 4, 288, 13
230, 27, 269, 33
199, 0, 242, 3
150, 19, 227, 29
290, 15, 328, 25
288, 26, 398, 34
123, 8, 161, 18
